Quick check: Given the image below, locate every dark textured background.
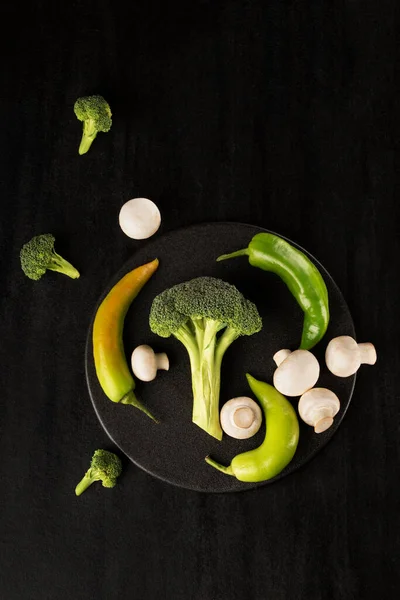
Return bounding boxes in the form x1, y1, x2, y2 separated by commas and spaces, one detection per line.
1, 1, 399, 598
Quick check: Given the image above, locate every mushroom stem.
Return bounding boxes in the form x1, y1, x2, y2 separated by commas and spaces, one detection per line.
314, 416, 334, 433
155, 352, 169, 371
273, 349, 292, 367
358, 343, 377, 365
233, 407, 254, 428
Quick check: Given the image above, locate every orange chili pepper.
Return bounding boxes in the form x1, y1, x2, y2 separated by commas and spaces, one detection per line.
93, 259, 159, 421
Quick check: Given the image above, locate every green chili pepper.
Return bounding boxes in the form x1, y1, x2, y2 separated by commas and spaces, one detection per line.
217, 232, 329, 350
205, 374, 299, 483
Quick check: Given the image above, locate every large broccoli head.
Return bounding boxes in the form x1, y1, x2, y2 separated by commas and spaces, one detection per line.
149, 276, 262, 338
149, 277, 262, 440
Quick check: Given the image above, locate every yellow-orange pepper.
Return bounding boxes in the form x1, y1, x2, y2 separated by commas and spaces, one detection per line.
93, 259, 159, 421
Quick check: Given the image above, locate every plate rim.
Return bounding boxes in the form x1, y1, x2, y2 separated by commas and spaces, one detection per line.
85, 220, 357, 493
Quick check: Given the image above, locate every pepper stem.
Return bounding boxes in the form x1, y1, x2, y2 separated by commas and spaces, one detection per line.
121, 391, 159, 423
205, 456, 234, 476
216, 248, 249, 262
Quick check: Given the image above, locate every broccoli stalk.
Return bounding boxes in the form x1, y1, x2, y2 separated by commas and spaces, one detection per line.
149, 277, 262, 440
175, 319, 239, 440
45, 251, 79, 278
75, 449, 122, 496
79, 118, 98, 155
20, 234, 80, 281
74, 95, 112, 155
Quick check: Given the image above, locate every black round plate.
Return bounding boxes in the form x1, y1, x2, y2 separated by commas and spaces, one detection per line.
85, 222, 356, 493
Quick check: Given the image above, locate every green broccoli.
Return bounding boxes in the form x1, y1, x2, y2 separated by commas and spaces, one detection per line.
149, 277, 262, 440
20, 234, 80, 281
75, 449, 122, 496
74, 94, 112, 155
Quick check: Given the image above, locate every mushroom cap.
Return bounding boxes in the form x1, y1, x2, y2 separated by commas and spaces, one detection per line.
131, 344, 157, 381
298, 388, 340, 433
273, 349, 320, 397
119, 198, 161, 240
325, 336, 360, 377
220, 397, 262, 440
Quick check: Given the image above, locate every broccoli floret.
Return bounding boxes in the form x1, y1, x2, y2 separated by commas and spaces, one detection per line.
149, 277, 262, 440
74, 95, 112, 155
20, 234, 80, 281
75, 449, 122, 496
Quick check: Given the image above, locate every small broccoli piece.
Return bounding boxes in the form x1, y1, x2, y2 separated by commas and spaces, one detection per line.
20, 234, 80, 281
149, 277, 262, 440
75, 449, 122, 496
74, 94, 112, 155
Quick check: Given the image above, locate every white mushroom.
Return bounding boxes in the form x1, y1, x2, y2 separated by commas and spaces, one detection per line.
131, 345, 169, 382
119, 198, 161, 240
273, 349, 320, 397
298, 388, 340, 433
220, 397, 262, 439
325, 336, 377, 377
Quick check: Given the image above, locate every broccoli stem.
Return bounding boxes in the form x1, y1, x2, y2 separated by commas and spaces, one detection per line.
192, 332, 222, 440
48, 251, 80, 279
176, 321, 239, 441
194, 327, 239, 438
79, 119, 98, 155
215, 327, 240, 364
121, 390, 159, 422
75, 470, 99, 496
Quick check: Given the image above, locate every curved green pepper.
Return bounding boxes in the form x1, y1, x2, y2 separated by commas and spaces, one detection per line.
205, 374, 299, 482
217, 232, 329, 350
93, 259, 159, 421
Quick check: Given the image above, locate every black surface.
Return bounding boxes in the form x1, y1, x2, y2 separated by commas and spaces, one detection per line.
86, 222, 356, 493
1, 1, 399, 598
